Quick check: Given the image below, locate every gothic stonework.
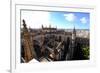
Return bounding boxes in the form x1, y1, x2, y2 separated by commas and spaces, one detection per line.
22, 19, 36, 62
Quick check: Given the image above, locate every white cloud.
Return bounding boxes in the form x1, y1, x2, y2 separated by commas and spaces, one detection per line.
80, 17, 87, 24
21, 11, 50, 28
64, 13, 76, 22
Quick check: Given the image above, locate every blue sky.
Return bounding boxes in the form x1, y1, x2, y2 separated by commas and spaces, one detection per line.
50, 11, 90, 29
21, 10, 90, 29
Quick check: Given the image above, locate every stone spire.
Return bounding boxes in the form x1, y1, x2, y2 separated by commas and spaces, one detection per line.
22, 19, 36, 62
70, 26, 76, 60
72, 26, 76, 40
42, 24, 44, 29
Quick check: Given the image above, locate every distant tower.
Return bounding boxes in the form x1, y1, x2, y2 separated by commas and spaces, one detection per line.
42, 25, 44, 29
22, 19, 36, 62
72, 26, 76, 40
70, 26, 76, 59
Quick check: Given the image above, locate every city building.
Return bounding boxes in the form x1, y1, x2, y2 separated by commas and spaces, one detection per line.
21, 20, 90, 63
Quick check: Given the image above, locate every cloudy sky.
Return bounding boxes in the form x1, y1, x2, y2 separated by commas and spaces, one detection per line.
21, 10, 90, 29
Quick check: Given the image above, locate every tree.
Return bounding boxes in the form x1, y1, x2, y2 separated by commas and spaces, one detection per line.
82, 47, 89, 59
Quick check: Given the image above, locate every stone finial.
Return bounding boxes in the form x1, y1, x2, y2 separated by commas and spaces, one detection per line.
23, 19, 26, 28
